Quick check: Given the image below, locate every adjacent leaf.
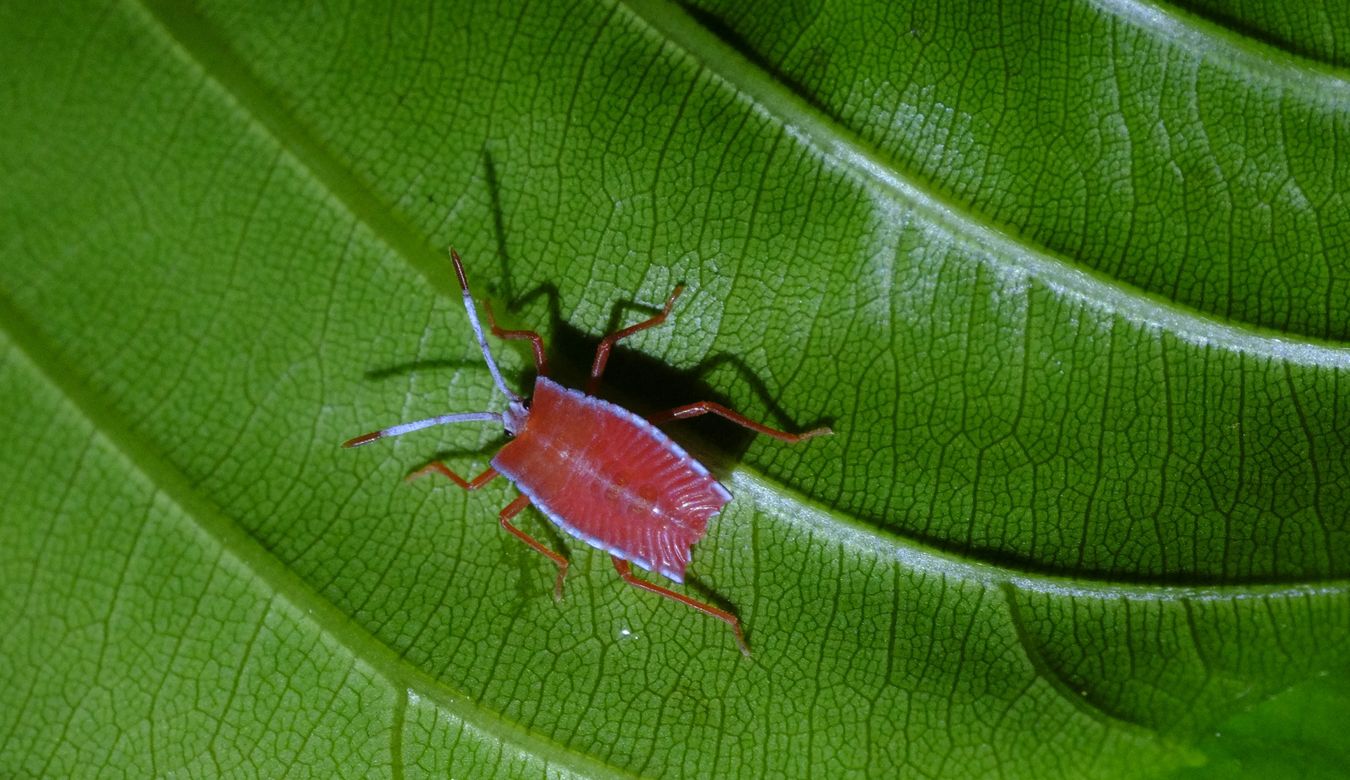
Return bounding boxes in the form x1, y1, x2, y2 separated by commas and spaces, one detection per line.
1175, 664, 1350, 780
2, 0, 1347, 777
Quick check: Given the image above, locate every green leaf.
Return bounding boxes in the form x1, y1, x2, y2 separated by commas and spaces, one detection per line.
2, 0, 1347, 777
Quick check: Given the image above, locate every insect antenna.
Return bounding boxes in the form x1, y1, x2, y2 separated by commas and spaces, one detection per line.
342, 411, 504, 448
451, 248, 521, 403
342, 251, 523, 449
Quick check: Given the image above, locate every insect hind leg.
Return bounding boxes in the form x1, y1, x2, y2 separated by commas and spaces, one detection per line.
587, 285, 683, 394
646, 402, 832, 443
499, 494, 569, 600
611, 556, 750, 657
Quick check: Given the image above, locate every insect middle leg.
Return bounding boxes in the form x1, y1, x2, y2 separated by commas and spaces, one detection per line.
587, 284, 684, 394
647, 402, 832, 442
483, 299, 548, 375
499, 494, 569, 601
611, 556, 750, 657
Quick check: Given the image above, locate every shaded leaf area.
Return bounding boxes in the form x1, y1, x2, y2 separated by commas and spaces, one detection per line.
0, 0, 1347, 778
685, 0, 1350, 341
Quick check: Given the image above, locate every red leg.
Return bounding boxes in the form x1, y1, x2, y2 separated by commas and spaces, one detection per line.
647, 402, 832, 443
500, 494, 568, 600
483, 299, 548, 376
587, 285, 684, 394
407, 463, 500, 488
611, 556, 750, 657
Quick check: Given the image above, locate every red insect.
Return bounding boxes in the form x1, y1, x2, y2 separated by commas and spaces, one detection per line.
344, 251, 829, 655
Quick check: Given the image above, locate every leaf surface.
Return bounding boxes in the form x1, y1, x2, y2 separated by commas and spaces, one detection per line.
2, 0, 1348, 777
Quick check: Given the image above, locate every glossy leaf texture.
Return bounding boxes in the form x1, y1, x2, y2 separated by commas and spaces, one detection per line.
2, 0, 1348, 777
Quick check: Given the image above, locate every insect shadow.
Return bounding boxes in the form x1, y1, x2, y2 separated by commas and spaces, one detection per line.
363, 358, 482, 381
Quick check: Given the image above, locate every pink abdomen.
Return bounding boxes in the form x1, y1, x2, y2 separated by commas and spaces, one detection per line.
492, 377, 731, 583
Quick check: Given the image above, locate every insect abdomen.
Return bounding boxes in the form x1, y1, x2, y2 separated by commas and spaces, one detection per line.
492, 377, 731, 582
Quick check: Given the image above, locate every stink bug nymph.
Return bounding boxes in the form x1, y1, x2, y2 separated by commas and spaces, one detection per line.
344, 250, 830, 655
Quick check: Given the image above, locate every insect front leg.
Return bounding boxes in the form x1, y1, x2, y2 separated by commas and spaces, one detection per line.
646, 402, 832, 443
499, 494, 569, 601
587, 284, 684, 394
611, 556, 750, 657
483, 299, 549, 376
407, 463, 500, 488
